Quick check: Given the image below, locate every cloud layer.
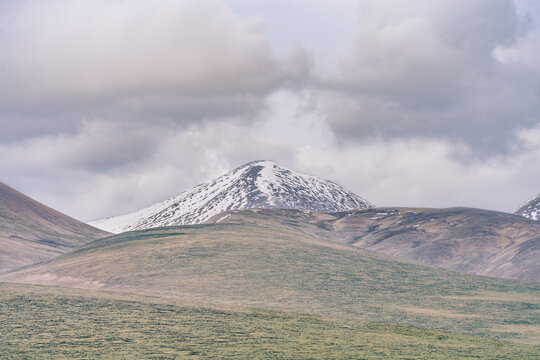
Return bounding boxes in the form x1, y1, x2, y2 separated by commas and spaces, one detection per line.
0, 0, 306, 139
0, 0, 539, 220
313, 0, 540, 153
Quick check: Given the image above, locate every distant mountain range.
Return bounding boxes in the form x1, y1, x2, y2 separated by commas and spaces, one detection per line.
90, 160, 374, 233
3, 160, 539, 283
512, 194, 539, 221
0, 182, 109, 274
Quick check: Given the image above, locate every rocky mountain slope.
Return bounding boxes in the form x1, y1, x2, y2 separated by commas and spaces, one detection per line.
90, 160, 373, 233
207, 207, 540, 282
512, 194, 539, 221
0, 181, 109, 274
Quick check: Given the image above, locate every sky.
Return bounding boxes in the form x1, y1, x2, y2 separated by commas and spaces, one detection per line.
1, 0, 539, 221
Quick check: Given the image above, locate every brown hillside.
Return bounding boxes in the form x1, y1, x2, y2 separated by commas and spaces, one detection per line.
0, 181, 109, 273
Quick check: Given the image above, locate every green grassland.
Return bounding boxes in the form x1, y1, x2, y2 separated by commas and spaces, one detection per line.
207, 207, 540, 282
3, 224, 540, 345
1, 282, 539, 359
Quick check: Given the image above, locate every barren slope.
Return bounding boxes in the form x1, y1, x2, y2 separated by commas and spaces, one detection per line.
0, 181, 109, 273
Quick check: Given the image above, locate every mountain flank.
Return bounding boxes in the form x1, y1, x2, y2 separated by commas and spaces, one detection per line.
0, 181, 109, 273
512, 194, 540, 221
207, 207, 540, 282
90, 160, 373, 233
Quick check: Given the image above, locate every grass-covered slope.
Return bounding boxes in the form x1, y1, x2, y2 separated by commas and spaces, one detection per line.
0, 282, 538, 359
207, 207, 540, 282
3, 224, 539, 344
0, 181, 110, 273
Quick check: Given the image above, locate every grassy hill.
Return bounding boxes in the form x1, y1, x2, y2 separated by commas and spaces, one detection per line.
0, 181, 109, 273
206, 207, 540, 282
1, 282, 538, 359
3, 223, 539, 345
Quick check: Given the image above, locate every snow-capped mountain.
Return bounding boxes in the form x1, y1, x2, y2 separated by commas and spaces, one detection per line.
89, 160, 374, 233
512, 194, 539, 221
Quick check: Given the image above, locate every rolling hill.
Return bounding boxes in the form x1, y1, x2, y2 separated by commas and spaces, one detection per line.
89, 160, 373, 233
0, 181, 109, 274
207, 207, 540, 282
2, 222, 539, 345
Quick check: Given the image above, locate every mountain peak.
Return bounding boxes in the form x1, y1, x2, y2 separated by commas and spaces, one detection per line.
512, 194, 539, 221
90, 161, 374, 233
241, 159, 276, 167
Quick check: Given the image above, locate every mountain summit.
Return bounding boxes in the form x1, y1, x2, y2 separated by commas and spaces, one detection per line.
512, 194, 539, 221
90, 160, 374, 233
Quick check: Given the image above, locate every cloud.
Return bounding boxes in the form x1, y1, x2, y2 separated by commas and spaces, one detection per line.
2, 90, 538, 222
293, 135, 540, 213
0, 0, 539, 221
2, 0, 538, 151
309, 0, 540, 153
0, 0, 307, 140
333, 0, 517, 97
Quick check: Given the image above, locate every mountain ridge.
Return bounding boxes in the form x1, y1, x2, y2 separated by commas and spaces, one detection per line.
206, 207, 540, 282
90, 160, 374, 233
512, 194, 539, 221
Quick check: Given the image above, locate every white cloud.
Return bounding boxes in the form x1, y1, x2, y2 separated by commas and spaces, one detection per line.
293, 135, 540, 212
223, 0, 360, 60
0, 0, 539, 221
494, 31, 540, 71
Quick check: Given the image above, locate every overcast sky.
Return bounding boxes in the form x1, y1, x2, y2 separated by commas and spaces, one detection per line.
1, 0, 539, 221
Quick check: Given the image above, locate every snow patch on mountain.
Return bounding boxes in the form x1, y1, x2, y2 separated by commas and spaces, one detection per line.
511, 194, 540, 221
89, 160, 374, 233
